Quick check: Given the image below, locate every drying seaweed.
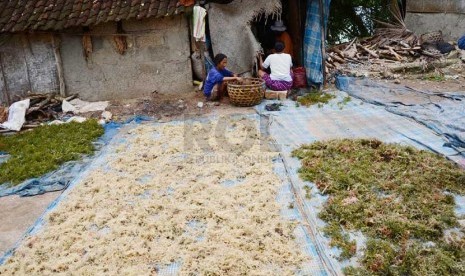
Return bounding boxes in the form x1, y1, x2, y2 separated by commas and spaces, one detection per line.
82, 33, 93, 61
297, 92, 336, 107
303, 185, 312, 199
0, 120, 103, 185
0, 118, 306, 275
292, 139, 465, 275
337, 96, 352, 110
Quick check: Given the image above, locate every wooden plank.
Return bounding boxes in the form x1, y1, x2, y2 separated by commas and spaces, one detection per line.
0, 53, 11, 106
51, 34, 66, 97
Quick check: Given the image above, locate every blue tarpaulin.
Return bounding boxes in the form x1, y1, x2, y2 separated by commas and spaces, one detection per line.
458, 34, 465, 50
255, 91, 465, 274
336, 76, 465, 156
0, 115, 330, 276
304, 0, 331, 85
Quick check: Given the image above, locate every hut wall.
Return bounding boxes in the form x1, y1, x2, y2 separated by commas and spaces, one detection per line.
0, 34, 58, 104
60, 15, 192, 101
405, 0, 465, 41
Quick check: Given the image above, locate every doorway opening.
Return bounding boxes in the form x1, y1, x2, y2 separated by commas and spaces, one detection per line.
250, 0, 307, 67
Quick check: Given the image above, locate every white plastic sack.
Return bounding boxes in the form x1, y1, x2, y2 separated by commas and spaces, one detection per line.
66, 116, 87, 123
68, 99, 109, 114
62, 100, 77, 113
101, 111, 112, 122
0, 99, 30, 131
49, 120, 65, 125
193, 6, 207, 42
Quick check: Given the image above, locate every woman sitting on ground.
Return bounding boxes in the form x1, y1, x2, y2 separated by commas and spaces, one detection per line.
203, 53, 242, 101
259, 41, 293, 91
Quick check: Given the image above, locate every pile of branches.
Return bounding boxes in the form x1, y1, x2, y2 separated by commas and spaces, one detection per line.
326, 30, 423, 71
0, 93, 75, 132
325, 0, 456, 74
21, 93, 76, 127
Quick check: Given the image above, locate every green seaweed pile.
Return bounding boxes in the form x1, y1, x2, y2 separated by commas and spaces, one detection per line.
293, 139, 465, 275
297, 92, 336, 107
0, 120, 104, 185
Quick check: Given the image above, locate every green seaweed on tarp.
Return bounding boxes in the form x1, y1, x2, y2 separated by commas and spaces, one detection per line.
0, 120, 104, 186
293, 139, 465, 275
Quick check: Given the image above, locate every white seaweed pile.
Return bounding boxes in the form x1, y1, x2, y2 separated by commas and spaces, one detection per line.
1, 117, 306, 275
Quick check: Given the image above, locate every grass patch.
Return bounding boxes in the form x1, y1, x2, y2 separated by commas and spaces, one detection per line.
292, 139, 465, 275
0, 120, 104, 185
297, 92, 336, 107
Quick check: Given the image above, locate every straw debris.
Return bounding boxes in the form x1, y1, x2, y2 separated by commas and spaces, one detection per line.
0, 117, 306, 275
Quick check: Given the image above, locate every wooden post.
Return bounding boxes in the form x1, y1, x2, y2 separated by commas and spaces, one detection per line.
21, 34, 33, 93
51, 34, 66, 97
318, 0, 327, 90
197, 41, 207, 80
0, 53, 11, 106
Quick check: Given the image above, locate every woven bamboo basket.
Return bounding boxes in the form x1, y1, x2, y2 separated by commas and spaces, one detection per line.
420, 31, 443, 44
227, 78, 265, 107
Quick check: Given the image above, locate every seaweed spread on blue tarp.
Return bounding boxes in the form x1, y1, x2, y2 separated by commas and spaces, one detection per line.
0, 114, 327, 275
0, 116, 151, 198
256, 94, 465, 274
336, 76, 465, 155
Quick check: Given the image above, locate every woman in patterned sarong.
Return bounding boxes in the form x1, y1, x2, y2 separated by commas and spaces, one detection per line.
259, 41, 293, 91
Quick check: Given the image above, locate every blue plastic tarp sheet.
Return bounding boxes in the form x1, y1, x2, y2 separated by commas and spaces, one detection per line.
336, 76, 465, 156
0, 115, 329, 276
256, 91, 465, 274
1, 100, 463, 274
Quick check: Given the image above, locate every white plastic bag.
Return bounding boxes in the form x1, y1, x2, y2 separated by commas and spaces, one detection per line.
68, 99, 108, 113
66, 116, 87, 123
62, 99, 77, 113
0, 99, 30, 131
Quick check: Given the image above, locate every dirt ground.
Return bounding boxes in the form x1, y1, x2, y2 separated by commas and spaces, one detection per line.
107, 89, 256, 122
106, 72, 465, 122
0, 192, 62, 256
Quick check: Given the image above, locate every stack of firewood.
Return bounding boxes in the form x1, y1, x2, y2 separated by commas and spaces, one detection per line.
325, 30, 463, 79
325, 30, 438, 72
23, 93, 77, 126
324, 1, 463, 80
324, 0, 463, 76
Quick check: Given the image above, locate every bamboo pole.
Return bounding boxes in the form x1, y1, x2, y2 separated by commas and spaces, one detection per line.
0, 53, 11, 106
51, 34, 66, 97
21, 34, 32, 93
